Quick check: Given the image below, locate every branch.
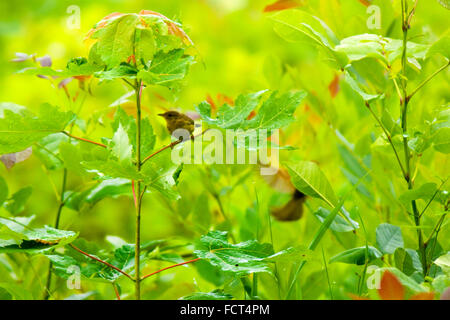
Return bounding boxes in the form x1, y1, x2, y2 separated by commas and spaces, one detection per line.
112, 283, 121, 300
408, 61, 450, 100
141, 258, 201, 281
424, 213, 447, 246
141, 129, 208, 166
61, 131, 107, 148
69, 244, 134, 281
365, 102, 408, 180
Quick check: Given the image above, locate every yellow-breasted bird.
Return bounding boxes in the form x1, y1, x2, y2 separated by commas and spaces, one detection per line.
158, 111, 195, 140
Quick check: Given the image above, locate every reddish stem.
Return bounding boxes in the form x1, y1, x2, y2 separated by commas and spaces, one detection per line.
141, 258, 201, 280
113, 283, 121, 300
141, 140, 180, 165
131, 180, 138, 207
141, 130, 208, 166
69, 244, 134, 281
62, 131, 107, 148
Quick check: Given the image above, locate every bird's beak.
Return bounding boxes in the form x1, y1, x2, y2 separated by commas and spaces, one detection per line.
158, 113, 165, 117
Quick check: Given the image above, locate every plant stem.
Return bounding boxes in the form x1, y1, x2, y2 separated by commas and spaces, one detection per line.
141, 258, 201, 280
365, 102, 407, 180
113, 283, 121, 300
424, 212, 447, 246
61, 131, 107, 148
400, 0, 427, 275
134, 81, 143, 300
43, 168, 68, 300
408, 61, 450, 100
69, 244, 134, 280
140, 130, 208, 166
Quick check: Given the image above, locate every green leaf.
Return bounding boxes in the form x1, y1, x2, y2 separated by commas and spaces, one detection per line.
93, 14, 140, 68
179, 289, 233, 300
33, 133, 69, 170
0, 216, 34, 240
427, 35, 450, 60
0, 103, 74, 154
394, 248, 422, 276
17, 59, 103, 78
111, 123, 133, 164
197, 90, 306, 132
434, 252, 450, 276
376, 223, 404, 255
95, 64, 138, 81
398, 183, 438, 204
270, 9, 348, 68
65, 178, 131, 211
194, 231, 274, 277
263, 246, 313, 263
47, 241, 143, 282
141, 150, 181, 200
0, 225, 78, 254
192, 192, 211, 232
246, 91, 307, 130
138, 49, 195, 86
285, 161, 337, 207
196, 91, 266, 129
314, 207, 356, 232
0, 176, 8, 206
336, 34, 428, 65
88, 12, 191, 69
3, 186, 32, 215
112, 108, 155, 159
433, 127, 450, 153
0, 282, 33, 300
329, 246, 382, 265
344, 70, 383, 102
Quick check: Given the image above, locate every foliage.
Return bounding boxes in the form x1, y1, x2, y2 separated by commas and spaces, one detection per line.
0, 0, 448, 301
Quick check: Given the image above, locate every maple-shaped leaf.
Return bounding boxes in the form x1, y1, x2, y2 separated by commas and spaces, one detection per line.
0, 103, 75, 154
194, 231, 274, 277
0, 219, 78, 254
196, 90, 306, 131
137, 49, 195, 87
86, 10, 193, 69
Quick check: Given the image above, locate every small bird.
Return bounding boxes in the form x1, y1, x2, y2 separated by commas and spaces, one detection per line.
158, 111, 195, 140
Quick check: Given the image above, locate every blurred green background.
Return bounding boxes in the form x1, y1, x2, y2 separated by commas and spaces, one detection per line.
0, 0, 448, 300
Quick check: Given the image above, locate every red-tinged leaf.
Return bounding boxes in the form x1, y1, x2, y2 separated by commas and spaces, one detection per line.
378, 270, 405, 300
138, 9, 166, 18
126, 55, 136, 64
167, 21, 194, 46
139, 10, 193, 45
328, 74, 340, 98
358, 0, 371, 7
85, 12, 124, 39
264, 0, 303, 12
102, 12, 125, 20
409, 292, 435, 300
247, 110, 257, 120
217, 93, 234, 106
348, 293, 370, 300
206, 94, 217, 111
